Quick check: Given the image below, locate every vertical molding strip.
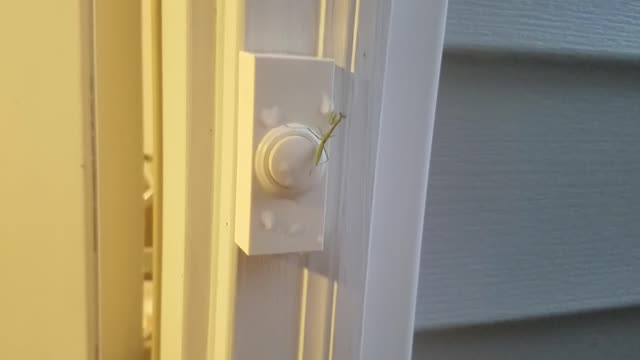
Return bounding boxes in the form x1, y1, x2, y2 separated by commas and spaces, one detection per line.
360, 1, 448, 359
93, 0, 145, 358
143, 0, 164, 358
207, 0, 245, 359
160, 0, 188, 358
300, 3, 357, 360
317, 0, 328, 57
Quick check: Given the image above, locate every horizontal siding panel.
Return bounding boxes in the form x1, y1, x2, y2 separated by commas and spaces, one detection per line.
415, 54, 640, 330
413, 307, 640, 360
445, 0, 640, 59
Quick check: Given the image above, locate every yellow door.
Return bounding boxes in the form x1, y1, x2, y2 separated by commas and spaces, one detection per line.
0, 1, 144, 359
0, 1, 96, 359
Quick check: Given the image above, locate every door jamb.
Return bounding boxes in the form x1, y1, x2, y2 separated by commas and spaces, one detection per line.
207, 0, 245, 358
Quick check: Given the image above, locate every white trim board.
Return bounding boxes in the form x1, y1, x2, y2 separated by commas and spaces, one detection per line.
234, 1, 363, 359
164, 0, 449, 358
234, 1, 448, 359
360, 0, 448, 359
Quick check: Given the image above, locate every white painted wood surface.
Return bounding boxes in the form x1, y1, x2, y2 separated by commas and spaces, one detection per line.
245, 0, 319, 56
234, 0, 397, 359
235, 1, 353, 358
415, 54, 640, 330
360, 1, 447, 359
445, 0, 640, 59
234, 1, 311, 359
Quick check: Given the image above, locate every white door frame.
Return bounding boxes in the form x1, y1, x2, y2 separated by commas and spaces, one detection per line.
159, 0, 448, 359
360, 1, 448, 359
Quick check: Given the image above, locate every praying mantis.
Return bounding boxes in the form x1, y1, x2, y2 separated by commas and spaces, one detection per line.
314, 111, 346, 166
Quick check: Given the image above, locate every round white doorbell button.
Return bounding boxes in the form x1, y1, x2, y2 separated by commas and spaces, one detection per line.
255, 124, 327, 196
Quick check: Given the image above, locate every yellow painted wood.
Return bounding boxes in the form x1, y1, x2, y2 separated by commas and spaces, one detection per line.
160, 0, 189, 358
350, 0, 360, 72
142, 0, 163, 358
208, 0, 245, 358
0, 1, 95, 359
183, 0, 218, 358
93, 0, 144, 358
234, 52, 255, 254
158, 1, 243, 358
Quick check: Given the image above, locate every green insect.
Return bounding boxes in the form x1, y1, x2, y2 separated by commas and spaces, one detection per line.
314, 111, 346, 166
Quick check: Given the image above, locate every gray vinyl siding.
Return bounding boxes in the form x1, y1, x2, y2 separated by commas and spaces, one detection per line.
415, 0, 640, 357
413, 306, 640, 360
